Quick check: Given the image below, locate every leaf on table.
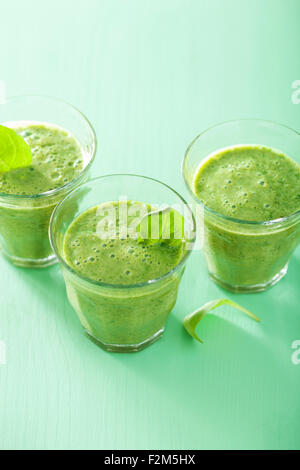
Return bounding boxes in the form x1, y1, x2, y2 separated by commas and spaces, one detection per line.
183, 298, 261, 343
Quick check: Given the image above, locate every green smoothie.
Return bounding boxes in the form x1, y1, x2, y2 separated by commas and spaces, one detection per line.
194, 145, 300, 290
0, 122, 84, 266
62, 202, 186, 348
0, 123, 83, 195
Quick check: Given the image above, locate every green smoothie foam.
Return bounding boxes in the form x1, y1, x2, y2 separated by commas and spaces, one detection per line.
62, 202, 186, 347
0, 122, 84, 266
64, 204, 184, 284
194, 145, 300, 221
0, 122, 83, 195
194, 145, 300, 290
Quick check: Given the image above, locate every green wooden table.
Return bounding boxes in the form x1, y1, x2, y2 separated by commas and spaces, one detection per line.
0, 0, 299, 450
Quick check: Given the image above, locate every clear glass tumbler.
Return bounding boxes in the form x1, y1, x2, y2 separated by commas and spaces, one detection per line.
50, 175, 196, 352
0, 95, 97, 267
183, 119, 300, 293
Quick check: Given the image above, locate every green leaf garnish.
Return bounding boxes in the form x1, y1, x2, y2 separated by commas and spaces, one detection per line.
137, 207, 185, 247
0, 125, 32, 173
184, 298, 261, 343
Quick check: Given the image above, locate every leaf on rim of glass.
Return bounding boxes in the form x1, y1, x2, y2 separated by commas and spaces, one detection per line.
0, 125, 32, 173
137, 207, 185, 247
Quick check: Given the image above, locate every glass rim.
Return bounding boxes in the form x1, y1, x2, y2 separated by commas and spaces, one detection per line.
49, 173, 196, 290
182, 118, 300, 227
0, 94, 97, 200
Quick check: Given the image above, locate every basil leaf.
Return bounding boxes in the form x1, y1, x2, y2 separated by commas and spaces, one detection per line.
137, 207, 184, 246
0, 125, 32, 173
184, 298, 261, 343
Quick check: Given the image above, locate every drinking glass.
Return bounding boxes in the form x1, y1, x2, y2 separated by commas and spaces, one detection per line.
183, 119, 300, 293
50, 174, 196, 352
0, 95, 97, 267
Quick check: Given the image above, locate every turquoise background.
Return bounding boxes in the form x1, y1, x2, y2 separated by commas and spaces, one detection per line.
1, 0, 300, 450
